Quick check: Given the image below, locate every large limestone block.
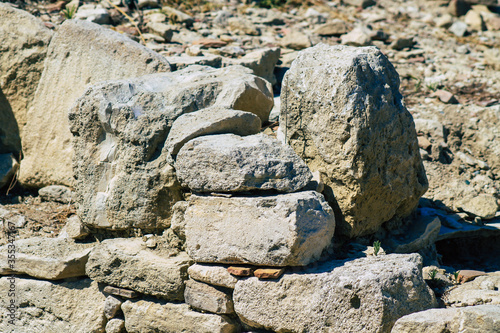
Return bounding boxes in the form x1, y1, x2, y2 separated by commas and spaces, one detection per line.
85, 238, 191, 300
166, 107, 261, 155
234, 253, 437, 333
391, 305, 500, 333
19, 19, 171, 188
443, 272, 500, 307
122, 299, 239, 333
0, 3, 53, 136
185, 191, 335, 266
70, 65, 273, 231
0, 237, 92, 280
176, 133, 312, 193
281, 44, 428, 237
0, 277, 106, 333
184, 279, 235, 314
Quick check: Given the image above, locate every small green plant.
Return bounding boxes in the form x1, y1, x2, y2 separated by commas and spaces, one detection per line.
62, 4, 77, 19
453, 271, 460, 282
428, 268, 438, 280
426, 82, 439, 92
373, 240, 381, 256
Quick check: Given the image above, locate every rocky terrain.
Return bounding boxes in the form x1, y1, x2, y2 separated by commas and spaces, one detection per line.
0, 0, 499, 332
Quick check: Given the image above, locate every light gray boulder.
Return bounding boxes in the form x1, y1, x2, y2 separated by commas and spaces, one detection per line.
281, 43, 428, 237
176, 133, 312, 193
391, 305, 500, 333
19, 19, 171, 188
85, 238, 192, 300
223, 47, 281, 85
105, 319, 125, 333
0, 3, 53, 136
184, 279, 235, 314
188, 263, 239, 289
122, 299, 239, 333
443, 272, 500, 307
0, 237, 92, 280
185, 191, 335, 266
70, 65, 273, 231
0, 277, 106, 333
0, 153, 18, 189
234, 253, 437, 333
166, 107, 261, 155
39, 185, 74, 204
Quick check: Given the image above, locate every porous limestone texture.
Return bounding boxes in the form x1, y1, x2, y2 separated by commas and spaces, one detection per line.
176, 133, 312, 193
122, 299, 239, 333
0, 277, 106, 333
70, 65, 272, 230
233, 253, 437, 333
280, 43, 428, 237
185, 191, 335, 266
0, 3, 53, 135
20, 19, 171, 188
85, 238, 191, 300
165, 107, 261, 155
184, 279, 235, 314
391, 305, 500, 333
0, 237, 92, 280
443, 272, 500, 307
188, 263, 239, 289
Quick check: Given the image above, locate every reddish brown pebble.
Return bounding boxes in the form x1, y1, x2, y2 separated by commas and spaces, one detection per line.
192, 38, 227, 49
227, 266, 254, 277
458, 270, 486, 283
434, 90, 459, 104
254, 268, 285, 279
103, 286, 138, 299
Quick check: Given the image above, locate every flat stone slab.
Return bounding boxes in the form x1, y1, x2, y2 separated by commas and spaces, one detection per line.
443, 272, 500, 307
85, 238, 192, 300
176, 133, 313, 193
184, 279, 235, 315
188, 264, 239, 289
0, 277, 106, 333
122, 299, 239, 333
185, 191, 335, 266
233, 254, 437, 333
392, 305, 500, 333
0, 237, 92, 280
165, 107, 261, 155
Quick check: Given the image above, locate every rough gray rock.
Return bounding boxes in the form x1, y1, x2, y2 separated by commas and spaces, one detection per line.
185, 191, 335, 266
70, 65, 273, 230
105, 319, 125, 333
459, 194, 499, 219
443, 272, 500, 307
176, 133, 312, 193
19, 19, 171, 188
170, 200, 188, 241
281, 44, 428, 237
85, 238, 192, 300
0, 153, 18, 189
391, 305, 500, 333
0, 277, 106, 333
122, 299, 239, 333
384, 215, 441, 253
166, 107, 261, 155
188, 263, 239, 289
233, 254, 437, 333
184, 279, 235, 314
39, 185, 74, 204
0, 3, 53, 136
0, 237, 92, 280
59, 215, 90, 240
224, 47, 280, 85
104, 296, 122, 320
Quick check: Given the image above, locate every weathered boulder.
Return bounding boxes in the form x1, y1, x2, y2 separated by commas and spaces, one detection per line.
122, 299, 239, 333
185, 191, 335, 266
391, 305, 500, 333
280, 44, 428, 237
460, 194, 499, 219
188, 263, 239, 289
0, 237, 92, 280
85, 238, 191, 300
19, 19, 171, 188
224, 47, 281, 85
165, 107, 261, 155
70, 65, 273, 230
233, 253, 437, 333
0, 153, 19, 189
184, 279, 235, 314
443, 272, 500, 307
0, 3, 53, 135
0, 277, 106, 333
176, 133, 312, 193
